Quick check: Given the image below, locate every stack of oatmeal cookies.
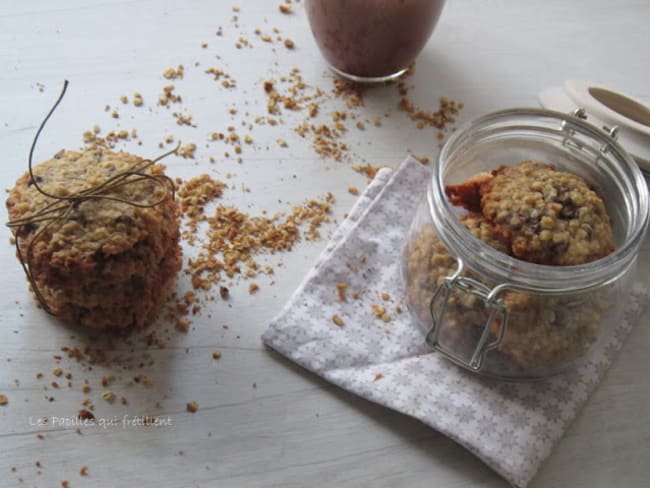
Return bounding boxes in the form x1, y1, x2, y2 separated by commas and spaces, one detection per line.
6, 148, 181, 330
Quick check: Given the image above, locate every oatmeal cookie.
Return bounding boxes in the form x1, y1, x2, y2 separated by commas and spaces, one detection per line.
496, 290, 607, 369
405, 223, 609, 370
406, 161, 615, 370
6, 148, 181, 330
404, 214, 505, 327
40, 242, 182, 330
446, 161, 614, 265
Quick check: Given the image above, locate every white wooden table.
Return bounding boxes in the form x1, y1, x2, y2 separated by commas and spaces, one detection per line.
1, 1, 649, 486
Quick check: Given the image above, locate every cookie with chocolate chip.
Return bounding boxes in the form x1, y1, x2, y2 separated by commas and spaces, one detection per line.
6, 147, 181, 330
405, 161, 615, 371
446, 160, 614, 265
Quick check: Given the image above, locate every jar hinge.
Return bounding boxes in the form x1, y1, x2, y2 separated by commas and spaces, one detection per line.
562, 108, 620, 156
426, 258, 510, 371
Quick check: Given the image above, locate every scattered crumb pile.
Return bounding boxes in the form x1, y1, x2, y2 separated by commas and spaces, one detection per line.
6, 3, 465, 481
330, 271, 404, 330
81, 33, 461, 170
177, 173, 335, 292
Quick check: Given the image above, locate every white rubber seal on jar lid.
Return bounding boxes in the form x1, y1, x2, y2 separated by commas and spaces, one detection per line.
538, 80, 650, 173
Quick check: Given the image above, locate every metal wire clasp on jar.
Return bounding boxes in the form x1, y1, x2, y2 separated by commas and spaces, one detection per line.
403, 108, 649, 380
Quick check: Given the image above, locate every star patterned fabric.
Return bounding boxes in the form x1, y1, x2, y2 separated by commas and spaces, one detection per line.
262, 157, 648, 488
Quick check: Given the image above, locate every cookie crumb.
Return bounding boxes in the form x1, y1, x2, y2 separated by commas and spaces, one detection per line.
371, 304, 385, 317
176, 319, 191, 333
371, 304, 392, 322
163, 64, 184, 80
102, 391, 115, 403
331, 314, 344, 327
77, 409, 95, 421
414, 155, 430, 164
336, 282, 348, 301
353, 164, 383, 181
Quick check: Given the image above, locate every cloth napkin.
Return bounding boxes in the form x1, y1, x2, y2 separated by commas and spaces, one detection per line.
261, 156, 648, 488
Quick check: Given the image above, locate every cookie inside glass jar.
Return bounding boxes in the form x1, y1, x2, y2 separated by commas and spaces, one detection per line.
445, 160, 614, 265
405, 160, 615, 371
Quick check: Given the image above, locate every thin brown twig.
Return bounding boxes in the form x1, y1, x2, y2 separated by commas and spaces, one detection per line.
6, 81, 179, 315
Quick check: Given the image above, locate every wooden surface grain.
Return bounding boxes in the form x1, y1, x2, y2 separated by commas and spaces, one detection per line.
1, 1, 649, 487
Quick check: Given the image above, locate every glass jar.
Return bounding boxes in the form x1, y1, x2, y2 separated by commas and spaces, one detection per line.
403, 108, 649, 380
